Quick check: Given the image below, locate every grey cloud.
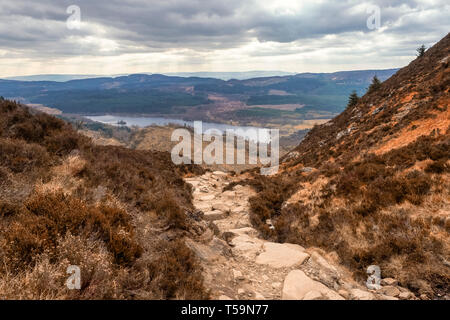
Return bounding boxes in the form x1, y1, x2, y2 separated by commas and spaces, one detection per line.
0, 0, 448, 65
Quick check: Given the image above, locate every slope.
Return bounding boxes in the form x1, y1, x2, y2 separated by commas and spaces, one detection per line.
244, 33, 450, 299
0, 98, 209, 299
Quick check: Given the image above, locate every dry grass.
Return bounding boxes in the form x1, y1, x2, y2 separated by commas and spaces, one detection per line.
0, 99, 209, 300
247, 134, 450, 297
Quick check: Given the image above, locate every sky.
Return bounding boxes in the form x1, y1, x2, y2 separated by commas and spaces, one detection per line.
0, 0, 449, 76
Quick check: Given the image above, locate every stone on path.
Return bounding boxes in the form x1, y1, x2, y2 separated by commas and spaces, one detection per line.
309, 252, 341, 286
282, 270, 344, 300
230, 235, 265, 260
255, 242, 309, 268
185, 239, 221, 263
349, 288, 375, 300
399, 291, 413, 300
379, 286, 400, 297
204, 210, 227, 221
211, 202, 232, 212
233, 270, 245, 281
229, 227, 259, 237
194, 202, 212, 212
199, 194, 216, 201
303, 290, 325, 300
213, 171, 228, 176
254, 292, 265, 300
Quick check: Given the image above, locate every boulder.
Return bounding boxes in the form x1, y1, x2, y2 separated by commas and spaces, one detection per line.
256, 242, 309, 268
199, 194, 216, 201
187, 180, 200, 188
233, 185, 245, 191
211, 202, 232, 212
349, 288, 375, 300
338, 289, 350, 299
212, 171, 228, 176
379, 286, 400, 297
282, 270, 344, 300
194, 202, 212, 212
209, 237, 232, 257
381, 278, 398, 286
231, 205, 246, 214
309, 252, 341, 286
230, 235, 264, 260
229, 227, 259, 237
222, 191, 236, 199
233, 270, 245, 281
379, 295, 399, 300
204, 210, 227, 221
303, 290, 325, 300
398, 291, 413, 300
420, 294, 430, 300
254, 292, 265, 300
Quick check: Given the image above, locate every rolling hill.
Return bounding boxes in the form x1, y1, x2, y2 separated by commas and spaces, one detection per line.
0, 69, 398, 122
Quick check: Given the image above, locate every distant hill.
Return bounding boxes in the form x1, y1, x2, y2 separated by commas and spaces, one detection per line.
4, 71, 295, 82
5, 74, 104, 82
0, 69, 398, 122
165, 71, 295, 80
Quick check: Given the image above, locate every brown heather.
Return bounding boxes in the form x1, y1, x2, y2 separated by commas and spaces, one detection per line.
0, 99, 207, 299
244, 33, 450, 298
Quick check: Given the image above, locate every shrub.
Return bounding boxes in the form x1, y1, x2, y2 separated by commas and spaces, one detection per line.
0, 200, 20, 217
0, 138, 51, 173
4, 192, 141, 270
0, 100, 208, 299
147, 240, 209, 299
425, 159, 449, 174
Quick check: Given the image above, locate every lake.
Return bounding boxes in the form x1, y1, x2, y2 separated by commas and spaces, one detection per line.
85, 115, 271, 143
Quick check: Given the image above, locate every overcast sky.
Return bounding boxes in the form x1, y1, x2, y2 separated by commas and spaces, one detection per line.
0, 0, 449, 76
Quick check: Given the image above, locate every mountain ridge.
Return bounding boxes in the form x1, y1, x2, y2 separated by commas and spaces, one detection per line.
0, 69, 398, 121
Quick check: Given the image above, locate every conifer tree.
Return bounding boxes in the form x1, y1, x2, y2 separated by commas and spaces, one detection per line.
347, 91, 359, 108
368, 76, 382, 93
417, 44, 426, 57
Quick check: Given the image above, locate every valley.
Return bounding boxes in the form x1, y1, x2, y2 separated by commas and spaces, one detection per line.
0, 69, 397, 132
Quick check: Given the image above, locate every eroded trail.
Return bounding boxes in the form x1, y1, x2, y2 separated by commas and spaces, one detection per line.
185, 172, 414, 300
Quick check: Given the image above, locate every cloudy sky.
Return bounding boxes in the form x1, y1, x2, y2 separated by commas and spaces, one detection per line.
0, 0, 449, 76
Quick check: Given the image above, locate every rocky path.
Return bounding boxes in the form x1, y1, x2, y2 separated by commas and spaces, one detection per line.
185, 171, 414, 300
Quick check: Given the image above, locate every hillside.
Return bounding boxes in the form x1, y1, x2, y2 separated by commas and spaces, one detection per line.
243, 33, 450, 298
0, 98, 210, 299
